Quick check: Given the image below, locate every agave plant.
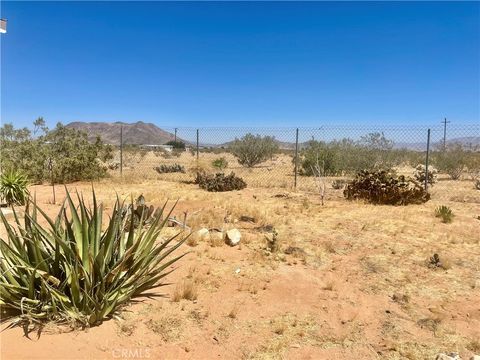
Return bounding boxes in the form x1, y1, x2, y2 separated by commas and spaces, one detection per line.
0, 188, 188, 328
0, 170, 30, 206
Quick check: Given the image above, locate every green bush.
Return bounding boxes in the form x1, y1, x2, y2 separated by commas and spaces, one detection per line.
344, 170, 430, 205
299, 133, 397, 177
165, 140, 186, 150
0, 121, 113, 184
0, 189, 187, 327
434, 205, 454, 223
433, 144, 468, 180
154, 163, 186, 174
0, 170, 30, 206
299, 141, 338, 176
413, 164, 438, 185
212, 157, 229, 170
195, 172, 246, 192
229, 134, 278, 168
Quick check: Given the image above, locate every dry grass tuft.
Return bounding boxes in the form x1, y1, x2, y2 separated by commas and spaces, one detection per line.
172, 279, 198, 302
417, 317, 442, 333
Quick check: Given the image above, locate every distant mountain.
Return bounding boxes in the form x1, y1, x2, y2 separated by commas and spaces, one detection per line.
66, 121, 178, 145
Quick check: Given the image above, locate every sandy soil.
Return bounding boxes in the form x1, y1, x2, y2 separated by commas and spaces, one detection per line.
1, 175, 479, 360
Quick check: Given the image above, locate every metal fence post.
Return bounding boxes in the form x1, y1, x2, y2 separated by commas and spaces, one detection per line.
174, 128, 177, 142
120, 125, 123, 177
425, 128, 431, 191
294, 128, 299, 190
196, 129, 199, 161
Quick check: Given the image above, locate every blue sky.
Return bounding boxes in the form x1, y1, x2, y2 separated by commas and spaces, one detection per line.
1, 1, 479, 129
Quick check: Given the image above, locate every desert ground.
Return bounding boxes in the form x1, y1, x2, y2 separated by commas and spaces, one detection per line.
1, 168, 479, 360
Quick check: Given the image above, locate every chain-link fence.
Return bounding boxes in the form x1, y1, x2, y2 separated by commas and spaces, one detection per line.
107, 124, 480, 191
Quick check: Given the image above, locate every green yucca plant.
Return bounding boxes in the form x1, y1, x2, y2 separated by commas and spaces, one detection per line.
0, 170, 30, 206
0, 188, 188, 329
435, 205, 454, 224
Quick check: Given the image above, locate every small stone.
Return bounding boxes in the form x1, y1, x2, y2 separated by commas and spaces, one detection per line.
470, 356, 480, 360
435, 353, 461, 360
0, 208, 14, 220
196, 228, 210, 240
225, 229, 241, 246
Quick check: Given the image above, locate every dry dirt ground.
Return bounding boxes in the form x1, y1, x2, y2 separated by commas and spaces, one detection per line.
1, 175, 479, 360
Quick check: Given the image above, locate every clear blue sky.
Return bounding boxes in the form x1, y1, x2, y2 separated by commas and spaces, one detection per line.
1, 1, 479, 129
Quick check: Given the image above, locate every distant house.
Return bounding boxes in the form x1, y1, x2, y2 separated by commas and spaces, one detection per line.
140, 144, 174, 152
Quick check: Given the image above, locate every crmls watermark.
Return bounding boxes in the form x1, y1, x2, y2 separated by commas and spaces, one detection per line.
112, 348, 151, 359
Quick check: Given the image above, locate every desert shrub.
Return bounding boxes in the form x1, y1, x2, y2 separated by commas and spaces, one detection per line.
344, 170, 430, 205
0, 121, 112, 184
0, 189, 187, 327
165, 140, 186, 150
155, 163, 186, 174
331, 179, 347, 189
299, 141, 339, 176
435, 205, 454, 223
212, 157, 228, 170
433, 144, 469, 180
0, 170, 30, 206
413, 164, 438, 185
196, 172, 246, 192
122, 145, 147, 165
465, 152, 480, 182
229, 133, 278, 167
299, 133, 397, 176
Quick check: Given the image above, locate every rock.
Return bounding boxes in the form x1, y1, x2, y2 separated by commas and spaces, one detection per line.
284, 246, 306, 257
196, 228, 210, 240
225, 229, 241, 246
0, 208, 14, 220
239, 215, 256, 223
470, 356, 480, 360
435, 353, 461, 360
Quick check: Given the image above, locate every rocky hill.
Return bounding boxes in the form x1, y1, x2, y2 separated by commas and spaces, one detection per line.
65, 121, 177, 145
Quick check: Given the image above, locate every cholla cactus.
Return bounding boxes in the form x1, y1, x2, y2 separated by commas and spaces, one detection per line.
413, 164, 437, 185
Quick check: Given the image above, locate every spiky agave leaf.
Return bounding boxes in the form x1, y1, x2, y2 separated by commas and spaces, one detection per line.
0, 170, 30, 206
0, 188, 188, 327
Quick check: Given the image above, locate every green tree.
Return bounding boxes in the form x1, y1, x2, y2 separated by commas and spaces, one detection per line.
45, 123, 113, 183
229, 133, 278, 168
166, 140, 186, 150
0, 120, 112, 184
299, 140, 339, 176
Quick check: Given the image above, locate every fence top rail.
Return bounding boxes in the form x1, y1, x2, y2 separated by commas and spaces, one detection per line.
155, 124, 480, 131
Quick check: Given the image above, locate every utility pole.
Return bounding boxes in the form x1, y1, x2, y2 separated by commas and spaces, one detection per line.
442, 117, 450, 151
120, 125, 123, 177
425, 129, 431, 191
0, 19, 7, 176
174, 128, 177, 142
